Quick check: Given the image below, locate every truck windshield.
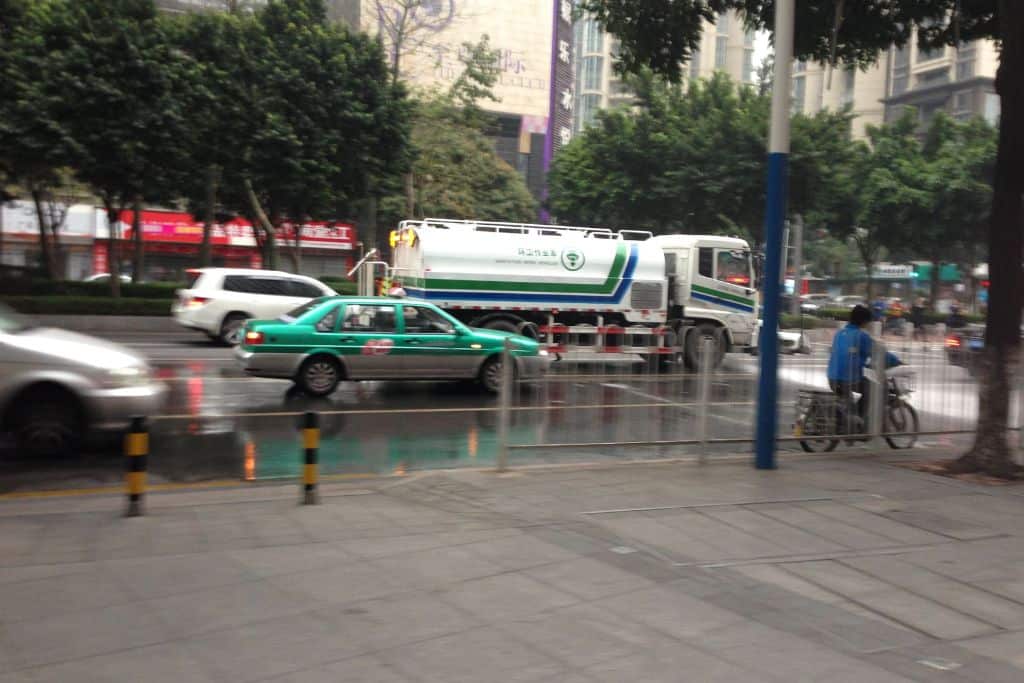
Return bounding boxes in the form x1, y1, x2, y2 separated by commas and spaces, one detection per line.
717, 250, 752, 286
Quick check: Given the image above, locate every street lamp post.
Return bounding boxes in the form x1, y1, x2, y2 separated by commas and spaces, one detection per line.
755, 0, 795, 470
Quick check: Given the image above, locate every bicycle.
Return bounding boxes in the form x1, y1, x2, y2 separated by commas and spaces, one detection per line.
794, 367, 919, 452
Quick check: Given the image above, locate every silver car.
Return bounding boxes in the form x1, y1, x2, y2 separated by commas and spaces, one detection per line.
0, 305, 166, 456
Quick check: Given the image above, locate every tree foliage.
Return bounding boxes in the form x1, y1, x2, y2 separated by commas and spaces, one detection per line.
548, 73, 856, 244
580, 0, 1020, 477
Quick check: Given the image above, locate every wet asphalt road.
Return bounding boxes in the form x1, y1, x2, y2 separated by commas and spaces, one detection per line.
0, 331, 981, 493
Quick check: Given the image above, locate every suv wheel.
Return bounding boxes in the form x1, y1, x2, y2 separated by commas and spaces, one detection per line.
219, 313, 248, 346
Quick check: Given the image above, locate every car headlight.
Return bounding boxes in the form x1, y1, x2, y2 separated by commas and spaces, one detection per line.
103, 366, 151, 388
538, 349, 550, 357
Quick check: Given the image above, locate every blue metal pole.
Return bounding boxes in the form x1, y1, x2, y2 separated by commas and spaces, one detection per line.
755, 0, 795, 470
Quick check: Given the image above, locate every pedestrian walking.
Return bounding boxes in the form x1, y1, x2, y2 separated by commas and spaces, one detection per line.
910, 298, 926, 342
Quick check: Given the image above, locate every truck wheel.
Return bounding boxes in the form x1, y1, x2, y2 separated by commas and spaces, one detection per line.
685, 324, 724, 370
484, 320, 518, 334
515, 321, 539, 339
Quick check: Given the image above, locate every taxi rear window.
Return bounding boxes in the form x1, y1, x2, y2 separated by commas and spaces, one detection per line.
279, 298, 326, 322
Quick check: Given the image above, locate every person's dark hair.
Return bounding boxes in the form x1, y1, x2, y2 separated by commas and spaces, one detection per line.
849, 304, 872, 326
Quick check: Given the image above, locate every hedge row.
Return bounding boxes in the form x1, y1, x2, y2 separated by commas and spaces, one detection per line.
3, 296, 173, 316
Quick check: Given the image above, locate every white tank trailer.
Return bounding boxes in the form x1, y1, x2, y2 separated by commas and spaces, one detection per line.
390, 218, 758, 367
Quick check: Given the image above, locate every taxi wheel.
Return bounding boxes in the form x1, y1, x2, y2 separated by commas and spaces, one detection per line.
11, 388, 82, 457
298, 356, 341, 397
480, 356, 511, 394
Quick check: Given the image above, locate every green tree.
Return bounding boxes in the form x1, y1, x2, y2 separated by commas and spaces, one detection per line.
167, 8, 252, 268
549, 72, 856, 244
25, 0, 191, 294
0, 0, 73, 280
219, 0, 410, 269
580, 0, 1023, 478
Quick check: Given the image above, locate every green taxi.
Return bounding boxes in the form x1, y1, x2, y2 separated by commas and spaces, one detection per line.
234, 296, 551, 395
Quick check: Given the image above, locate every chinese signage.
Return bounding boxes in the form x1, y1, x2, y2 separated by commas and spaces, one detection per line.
872, 264, 914, 279
544, 0, 575, 169
117, 210, 354, 251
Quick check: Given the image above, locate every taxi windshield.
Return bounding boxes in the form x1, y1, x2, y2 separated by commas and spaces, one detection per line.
279, 298, 327, 323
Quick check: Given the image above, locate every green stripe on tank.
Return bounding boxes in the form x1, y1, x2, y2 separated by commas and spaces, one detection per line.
691, 283, 755, 307
408, 243, 627, 294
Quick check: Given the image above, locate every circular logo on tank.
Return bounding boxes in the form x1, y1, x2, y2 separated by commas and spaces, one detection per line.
560, 249, 585, 271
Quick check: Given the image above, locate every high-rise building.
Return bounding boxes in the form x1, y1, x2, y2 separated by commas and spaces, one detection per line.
573, 10, 758, 133
792, 27, 1000, 139
335, 1, 575, 203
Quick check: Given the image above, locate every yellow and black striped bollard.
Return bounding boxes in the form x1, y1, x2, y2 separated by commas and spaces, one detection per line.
124, 416, 148, 517
301, 412, 319, 505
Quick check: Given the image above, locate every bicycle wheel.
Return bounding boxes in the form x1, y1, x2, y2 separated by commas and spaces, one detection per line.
884, 402, 919, 449
798, 404, 840, 453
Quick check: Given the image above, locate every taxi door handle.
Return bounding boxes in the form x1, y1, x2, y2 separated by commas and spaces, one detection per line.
339, 336, 356, 343
407, 338, 422, 345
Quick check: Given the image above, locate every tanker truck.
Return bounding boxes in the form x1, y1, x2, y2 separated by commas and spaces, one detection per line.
388, 218, 758, 368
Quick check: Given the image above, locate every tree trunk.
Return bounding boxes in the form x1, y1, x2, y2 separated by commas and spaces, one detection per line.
930, 257, 941, 312
864, 258, 874, 302
30, 187, 56, 280
404, 171, 415, 217
104, 200, 123, 299
954, 0, 1024, 478
244, 178, 277, 270
291, 222, 302, 274
131, 195, 144, 283
359, 195, 379, 255
200, 165, 220, 268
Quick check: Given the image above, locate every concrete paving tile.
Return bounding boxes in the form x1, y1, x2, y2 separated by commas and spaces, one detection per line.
380, 626, 566, 683
4, 602, 172, 670
524, 556, 655, 600
699, 507, 847, 555
267, 655, 415, 682
753, 503, 897, 550
495, 608, 641, 668
370, 545, 504, 588
462, 534, 577, 571
146, 578, 316, 638
802, 501, 949, 545
594, 585, 746, 641
183, 612, 364, 682
15, 641, 217, 683
591, 516, 724, 563
582, 640, 760, 683
316, 593, 484, 651
225, 542, 357, 578
649, 510, 784, 560
842, 555, 1024, 629
264, 559, 410, 607
784, 561, 997, 639
103, 551, 255, 600
957, 631, 1024, 669
439, 573, 579, 622
0, 562, 93, 586
0, 570, 131, 623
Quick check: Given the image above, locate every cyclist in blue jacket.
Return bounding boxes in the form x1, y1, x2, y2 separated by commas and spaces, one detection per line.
828, 305, 901, 419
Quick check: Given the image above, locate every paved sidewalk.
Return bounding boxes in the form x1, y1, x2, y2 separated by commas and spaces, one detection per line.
2, 453, 1024, 682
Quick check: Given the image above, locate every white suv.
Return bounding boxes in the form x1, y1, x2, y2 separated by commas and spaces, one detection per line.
173, 268, 336, 345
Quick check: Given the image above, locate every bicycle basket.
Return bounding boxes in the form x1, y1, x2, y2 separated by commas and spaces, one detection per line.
796, 390, 840, 436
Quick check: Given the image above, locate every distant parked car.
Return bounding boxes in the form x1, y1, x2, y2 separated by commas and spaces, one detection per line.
84, 273, 131, 283
830, 295, 866, 308
173, 268, 337, 345
0, 304, 166, 456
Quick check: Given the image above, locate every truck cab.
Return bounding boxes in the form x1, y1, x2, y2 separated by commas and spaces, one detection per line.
651, 234, 758, 355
